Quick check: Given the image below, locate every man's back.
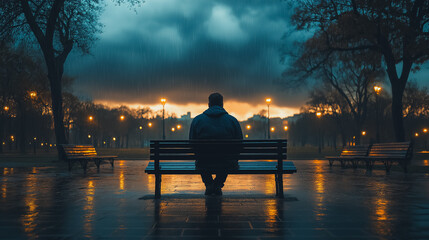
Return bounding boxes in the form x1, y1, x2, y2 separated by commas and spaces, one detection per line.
189, 105, 243, 168
189, 106, 242, 140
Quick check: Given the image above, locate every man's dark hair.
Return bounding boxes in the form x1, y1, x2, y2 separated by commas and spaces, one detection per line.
208, 93, 223, 107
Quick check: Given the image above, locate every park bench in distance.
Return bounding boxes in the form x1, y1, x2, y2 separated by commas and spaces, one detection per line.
325, 145, 370, 168
145, 140, 297, 199
363, 142, 413, 172
59, 145, 117, 173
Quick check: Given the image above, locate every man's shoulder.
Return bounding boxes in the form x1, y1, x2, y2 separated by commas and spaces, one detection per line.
191, 113, 207, 123
224, 113, 239, 123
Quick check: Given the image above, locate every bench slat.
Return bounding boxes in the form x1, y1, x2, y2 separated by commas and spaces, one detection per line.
145, 161, 296, 174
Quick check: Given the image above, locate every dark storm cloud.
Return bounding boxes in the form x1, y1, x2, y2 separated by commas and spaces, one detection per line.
65, 0, 306, 106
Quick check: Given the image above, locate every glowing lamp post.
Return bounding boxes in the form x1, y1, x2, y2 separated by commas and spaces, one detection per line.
4, 106, 9, 111
284, 126, 288, 139
316, 112, 322, 154
29, 91, 37, 98
266, 98, 271, 139
88, 116, 94, 121
161, 98, 167, 140
423, 128, 428, 150
374, 86, 382, 143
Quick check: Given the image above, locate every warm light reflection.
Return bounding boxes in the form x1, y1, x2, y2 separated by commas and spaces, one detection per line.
245, 134, 248, 138
362, 131, 366, 136
423, 160, 429, 166
171, 127, 175, 132
246, 125, 251, 130
119, 171, 125, 191
4, 106, 9, 111
148, 122, 152, 127
313, 160, 326, 221
29, 91, 37, 98
270, 127, 275, 132
284, 126, 288, 131
424, 128, 428, 133
120, 115, 125, 121
316, 112, 322, 118
88, 116, 94, 121
177, 125, 181, 129
370, 181, 391, 237
22, 173, 39, 237
415, 133, 419, 137
84, 180, 95, 236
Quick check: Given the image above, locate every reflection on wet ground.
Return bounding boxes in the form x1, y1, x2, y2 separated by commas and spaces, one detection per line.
1, 160, 429, 239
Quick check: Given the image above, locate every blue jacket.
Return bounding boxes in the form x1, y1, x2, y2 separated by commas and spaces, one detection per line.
189, 106, 243, 168
189, 106, 243, 140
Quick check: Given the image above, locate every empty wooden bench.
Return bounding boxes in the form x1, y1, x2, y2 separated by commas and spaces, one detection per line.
363, 142, 413, 172
145, 140, 297, 198
59, 145, 117, 172
325, 145, 370, 168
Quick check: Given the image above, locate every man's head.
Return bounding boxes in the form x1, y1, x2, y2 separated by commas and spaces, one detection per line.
208, 93, 223, 107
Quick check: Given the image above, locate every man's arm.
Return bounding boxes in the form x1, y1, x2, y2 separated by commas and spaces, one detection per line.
189, 118, 197, 139
233, 118, 243, 139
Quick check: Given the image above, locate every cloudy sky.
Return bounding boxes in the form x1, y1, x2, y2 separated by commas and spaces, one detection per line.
65, 0, 306, 120
64, 0, 429, 120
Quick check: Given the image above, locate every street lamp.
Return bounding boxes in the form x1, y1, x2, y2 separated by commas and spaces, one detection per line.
423, 128, 428, 150
177, 125, 181, 130
171, 127, 175, 132
374, 85, 382, 143
316, 112, 322, 154
88, 116, 93, 121
29, 91, 37, 98
284, 126, 288, 140
266, 98, 271, 139
148, 122, 152, 127
4, 106, 9, 111
246, 125, 251, 130
161, 98, 167, 140
120, 115, 125, 121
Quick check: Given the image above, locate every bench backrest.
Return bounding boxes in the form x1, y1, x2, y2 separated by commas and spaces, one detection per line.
150, 140, 287, 171
150, 140, 286, 160
367, 142, 412, 159
340, 145, 370, 157
60, 145, 98, 159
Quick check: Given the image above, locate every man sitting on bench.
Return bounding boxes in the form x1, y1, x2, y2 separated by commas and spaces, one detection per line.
189, 93, 243, 196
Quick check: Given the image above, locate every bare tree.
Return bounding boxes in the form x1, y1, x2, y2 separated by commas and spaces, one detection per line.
287, 0, 429, 141
0, 0, 141, 159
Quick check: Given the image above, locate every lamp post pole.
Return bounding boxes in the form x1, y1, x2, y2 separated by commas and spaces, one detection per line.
374, 86, 381, 143
266, 98, 271, 139
161, 98, 167, 140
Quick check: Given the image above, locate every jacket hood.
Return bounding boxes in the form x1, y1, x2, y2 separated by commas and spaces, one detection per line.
203, 106, 228, 117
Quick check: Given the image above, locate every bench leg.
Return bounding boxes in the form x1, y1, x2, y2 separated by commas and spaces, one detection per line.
110, 159, 114, 168
68, 160, 73, 171
384, 161, 392, 173
352, 160, 358, 169
94, 159, 101, 172
155, 174, 162, 199
328, 160, 334, 167
79, 159, 88, 173
276, 173, 284, 198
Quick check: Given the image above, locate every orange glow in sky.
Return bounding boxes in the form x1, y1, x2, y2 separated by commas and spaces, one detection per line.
94, 100, 300, 121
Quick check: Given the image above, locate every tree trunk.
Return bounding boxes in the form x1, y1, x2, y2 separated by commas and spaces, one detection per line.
17, 100, 26, 153
391, 85, 406, 142
46, 60, 67, 160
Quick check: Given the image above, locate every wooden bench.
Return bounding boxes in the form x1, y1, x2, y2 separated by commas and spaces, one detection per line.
325, 145, 370, 168
145, 140, 297, 199
59, 145, 117, 173
363, 142, 413, 172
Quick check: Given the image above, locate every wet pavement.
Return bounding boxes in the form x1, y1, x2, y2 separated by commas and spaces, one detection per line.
1, 160, 429, 239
